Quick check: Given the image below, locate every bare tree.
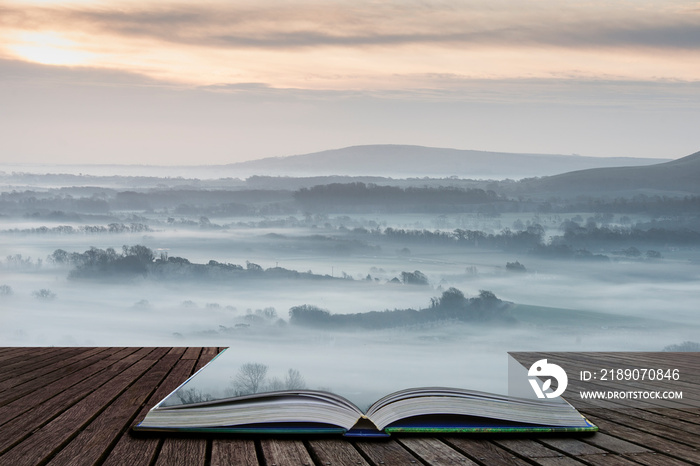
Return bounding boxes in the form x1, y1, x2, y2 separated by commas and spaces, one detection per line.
266, 377, 285, 392
285, 368, 306, 390
176, 388, 215, 405
232, 362, 268, 395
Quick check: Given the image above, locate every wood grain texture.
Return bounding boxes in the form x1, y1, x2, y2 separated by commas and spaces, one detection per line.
0, 353, 144, 454
584, 416, 700, 465
399, 437, 478, 465
1, 348, 698, 466
530, 457, 588, 466
46, 348, 173, 466
211, 439, 258, 466
0, 347, 117, 405
493, 438, 571, 460
355, 439, 422, 465
308, 438, 371, 466
260, 439, 316, 466
627, 452, 699, 466
0, 348, 158, 466
155, 438, 206, 466
102, 350, 193, 466
443, 438, 529, 465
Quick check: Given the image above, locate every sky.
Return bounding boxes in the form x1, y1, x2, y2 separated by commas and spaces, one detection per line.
1, 0, 700, 165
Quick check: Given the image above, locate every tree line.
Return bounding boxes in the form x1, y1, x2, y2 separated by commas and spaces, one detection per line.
288, 288, 515, 330
51, 245, 425, 284
3, 223, 151, 235
294, 182, 502, 212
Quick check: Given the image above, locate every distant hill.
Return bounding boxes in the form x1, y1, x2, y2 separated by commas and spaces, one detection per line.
227, 145, 667, 179
517, 150, 700, 197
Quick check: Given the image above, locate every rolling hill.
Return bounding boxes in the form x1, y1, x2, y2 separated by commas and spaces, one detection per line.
517, 150, 700, 196
227, 145, 666, 179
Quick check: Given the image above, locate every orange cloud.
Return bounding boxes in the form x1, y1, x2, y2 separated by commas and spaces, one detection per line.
1, 1, 699, 88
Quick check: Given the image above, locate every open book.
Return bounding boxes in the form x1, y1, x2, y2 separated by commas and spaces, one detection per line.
135, 348, 597, 437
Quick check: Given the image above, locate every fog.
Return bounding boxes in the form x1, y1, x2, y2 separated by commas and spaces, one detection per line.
1, 168, 699, 400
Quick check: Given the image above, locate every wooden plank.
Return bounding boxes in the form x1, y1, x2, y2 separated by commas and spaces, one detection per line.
194, 349, 216, 372
46, 348, 173, 466
0, 349, 150, 455
103, 349, 195, 466
200, 346, 221, 363
308, 438, 371, 466
0, 346, 58, 360
155, 438, 206, 466
494, 438, 572, 460
556, 356, 700, 405
583, 413, 700, 464
399, 437, 479, 465
211, 439, 259, 466
644, 406, 700, 426
530, 457, 587, 466
443, 438, 530, 465
182, 347, 201, 360
512, 352, 700, 411
626, 452, 697, 466
558, 352, 700, 399
0, 348, 28, 362
260, 439, 315, 466
0, 348, 158, 465
0, 347, 129, 407
203, 346, 222, 356
0, 347, 100, 388
104, 348, 130, 359
0, 347, 69, 378
579, 432, 650, 455
575, 453, 645, 466
602, 407, 700, 437
512, 352, 700, 394
492, 437, 624, 466
355, 439, 422, 465
536, 437, 615, 456
0, 348, 127, 427
1, 348, 694, 465
586, 408, 700, 450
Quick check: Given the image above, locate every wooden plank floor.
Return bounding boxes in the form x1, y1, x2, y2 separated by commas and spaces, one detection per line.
0, 348, 698, 465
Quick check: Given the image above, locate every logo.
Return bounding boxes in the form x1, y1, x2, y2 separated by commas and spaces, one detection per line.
528, 359, 568, 399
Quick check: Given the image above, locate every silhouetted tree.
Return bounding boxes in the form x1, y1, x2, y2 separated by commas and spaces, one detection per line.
176, 388, 215, 404
232, 363, 268, 395
506, 261, 527, 272
289, 305, 332, 327
33, 289, 56, 300
266, 377, 285, 391
48, 249, 69, 264
246, 261, 263, 272
401, 270, 428, 285
646, 250, 662, 259
285, 369, 307, 389
663, 341, 700, 352
126, 245, 154, 263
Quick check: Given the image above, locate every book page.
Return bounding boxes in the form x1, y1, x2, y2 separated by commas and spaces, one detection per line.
159, 327, 511, 412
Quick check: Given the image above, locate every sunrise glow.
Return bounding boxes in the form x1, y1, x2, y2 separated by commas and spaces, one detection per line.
1, 0, 699, 164
8, 32, 95, 66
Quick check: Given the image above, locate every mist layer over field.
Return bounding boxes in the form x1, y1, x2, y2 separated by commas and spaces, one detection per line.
2, 219, 696, 348
1, 169, 698, 381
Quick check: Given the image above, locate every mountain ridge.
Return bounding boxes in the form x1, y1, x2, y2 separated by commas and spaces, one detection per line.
516, 150, 700, 196
226, 144, 668, 179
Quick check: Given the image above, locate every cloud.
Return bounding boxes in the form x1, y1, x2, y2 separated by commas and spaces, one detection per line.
0, 56, 167, 87
1, 1, 699, 90
2, 2, 700, 51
